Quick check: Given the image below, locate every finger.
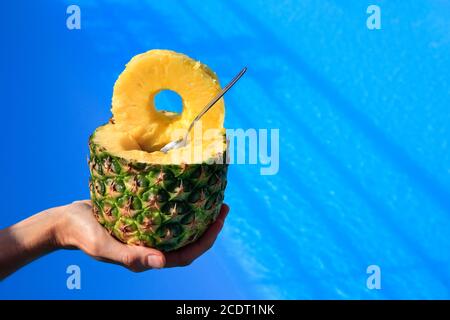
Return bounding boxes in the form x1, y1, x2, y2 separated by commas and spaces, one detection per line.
71, 199, 92, 206
165, 204, 229, 267
93, 235, 166, 272
216, 203, 230, 222
165, 219, 224, 268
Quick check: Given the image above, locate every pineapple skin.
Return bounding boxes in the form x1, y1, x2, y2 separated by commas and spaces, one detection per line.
88, 132, 228, 252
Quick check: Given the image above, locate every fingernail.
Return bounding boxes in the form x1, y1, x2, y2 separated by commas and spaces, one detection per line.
147, 255, 164, 269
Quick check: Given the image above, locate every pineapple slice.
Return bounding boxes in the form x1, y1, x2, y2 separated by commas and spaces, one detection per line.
111, 49, 225, 155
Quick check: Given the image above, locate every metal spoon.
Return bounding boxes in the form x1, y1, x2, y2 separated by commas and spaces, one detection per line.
160, 67, 247, 153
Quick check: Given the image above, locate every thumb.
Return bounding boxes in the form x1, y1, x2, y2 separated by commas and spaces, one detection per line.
95, 238, 166, 272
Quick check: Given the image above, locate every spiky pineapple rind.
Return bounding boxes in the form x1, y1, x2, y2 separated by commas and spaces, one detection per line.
88, 132, 228, 252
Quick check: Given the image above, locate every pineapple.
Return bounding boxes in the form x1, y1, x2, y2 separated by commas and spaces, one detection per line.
88, 50, 228, 252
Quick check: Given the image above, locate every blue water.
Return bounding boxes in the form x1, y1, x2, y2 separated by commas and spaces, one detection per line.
1, 0, 449, 299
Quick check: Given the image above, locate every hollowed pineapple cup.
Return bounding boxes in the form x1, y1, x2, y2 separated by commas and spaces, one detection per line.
88, 50, 228, 252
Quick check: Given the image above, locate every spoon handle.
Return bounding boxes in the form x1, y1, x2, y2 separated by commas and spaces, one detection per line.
185, 67, 247, 136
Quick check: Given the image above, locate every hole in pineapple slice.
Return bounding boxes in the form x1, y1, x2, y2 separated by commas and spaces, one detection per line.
154, 89, 183, 115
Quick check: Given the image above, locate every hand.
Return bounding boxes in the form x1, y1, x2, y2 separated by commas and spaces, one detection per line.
54, 200, 230, 271
0, 200, 229, 279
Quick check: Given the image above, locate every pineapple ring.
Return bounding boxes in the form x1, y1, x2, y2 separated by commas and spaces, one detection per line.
111, 49, 225, 153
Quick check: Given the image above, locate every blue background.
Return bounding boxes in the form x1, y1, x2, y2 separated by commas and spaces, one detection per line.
1, 0, 449, 299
